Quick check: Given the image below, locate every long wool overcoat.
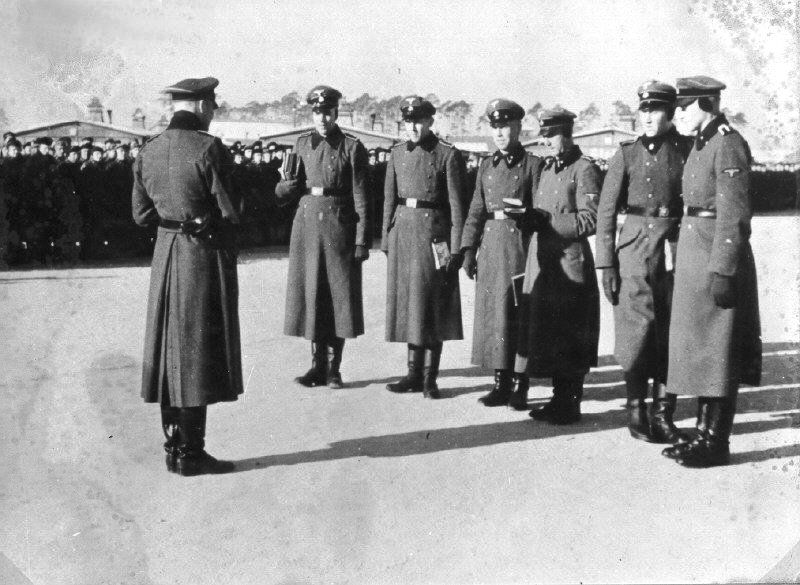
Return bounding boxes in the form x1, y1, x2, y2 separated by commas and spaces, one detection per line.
278, 125, 369, 341
460, 144, 543, 369
514, 146, 601, 378
595, 127, 692, 379
132, 111, 244, 407
381, 133, 468, 346
668, 115, 761, 398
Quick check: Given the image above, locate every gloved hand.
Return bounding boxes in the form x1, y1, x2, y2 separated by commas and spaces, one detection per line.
274, 179, 302, 206
601, 266, 621, 306
446, 252, 463, 276
510, 207, 550, 234
462, 248, 477, 279
711, 273, 736, 308
354, 244, 369, 263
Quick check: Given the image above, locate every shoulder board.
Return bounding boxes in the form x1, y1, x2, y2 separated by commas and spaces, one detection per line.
619, 138, 635, 146
343, 132, 361, 142
438, 138, 455, 148
197, 130, 213, 136
299, 130, 314, 137
581, 154, 596, 163
391, 141, 405, 151
142, 133, 161, 144
718, 124, 734, 136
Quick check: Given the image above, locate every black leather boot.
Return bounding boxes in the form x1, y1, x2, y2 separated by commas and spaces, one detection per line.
662, 397, 711, 459
530, 374, 582, 425
387, 345, 424, 393
625, 372, 650, 441
423, 344, 442, 399
479, 369, 513, 406
677, 395, 736, 468
327, 337, 345, 389
559, 376, 584, 425
648, 382, 690, 444
295, 342, 328, 387
161, 405, 180, 473
507, 372, 530, 411
175, 407, 235, 476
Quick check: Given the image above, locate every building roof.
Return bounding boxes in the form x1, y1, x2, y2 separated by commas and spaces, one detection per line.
522, 125, 638, 148
13, 119, 150, 138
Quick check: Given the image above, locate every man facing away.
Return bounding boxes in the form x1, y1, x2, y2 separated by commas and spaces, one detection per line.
133, 77, 243, 476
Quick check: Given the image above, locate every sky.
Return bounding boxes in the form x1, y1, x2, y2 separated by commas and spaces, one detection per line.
0, 0, 796, 154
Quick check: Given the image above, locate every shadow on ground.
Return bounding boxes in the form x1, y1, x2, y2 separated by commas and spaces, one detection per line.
235, 343, 799, 472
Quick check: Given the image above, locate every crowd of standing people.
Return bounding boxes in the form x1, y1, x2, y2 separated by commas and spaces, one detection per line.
129, 75, 763, 477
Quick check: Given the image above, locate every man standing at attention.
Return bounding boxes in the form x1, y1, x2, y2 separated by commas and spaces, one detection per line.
595, 81, 692, 443
510, 107, 602, 425
382, 96, 467, 399
460, 99, 543, 408
662, 76, 761, 467
275, 85, 369, 389
133, 77, 243, 476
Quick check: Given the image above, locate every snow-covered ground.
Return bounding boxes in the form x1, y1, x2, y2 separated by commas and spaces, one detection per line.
1, 216, 798, 584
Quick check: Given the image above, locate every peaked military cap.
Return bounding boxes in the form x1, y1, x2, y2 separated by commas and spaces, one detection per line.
229, 145, 242, 155
486, 98, 525, 126
637, 80, 677, 108
252, 145, 263, 154
2, 131, 15, 140
7, 138, 21, 149
266, 141, 278, 152
675, 76, 726, 106
400, 96, 436, 121
306, 85, 342, 110
81, 137, 94, 145
538, 107, 577, 136
91, 146, 104, 154
368, 148, 377, 156
34, 136, 53, 146
163, 77, 219, 106
69, 145, 81, 154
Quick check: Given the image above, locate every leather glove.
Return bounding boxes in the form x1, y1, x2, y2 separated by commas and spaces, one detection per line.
462, 248, 477, 279
711, 273, 736, 308
511, 207, 550, 234
354, 244, 369, 263
446, 252, 463, 276
274, 179, 302, 206
601, 266, 621, 306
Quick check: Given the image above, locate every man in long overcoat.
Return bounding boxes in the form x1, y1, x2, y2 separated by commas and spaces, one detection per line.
662, 76, 761, 467
381, 96, 467, 399
132, 77, 243, 476
596, 81, 693, 442
275, 85, 369, 389
461, 99, 543, 408
510, 108, 601, 424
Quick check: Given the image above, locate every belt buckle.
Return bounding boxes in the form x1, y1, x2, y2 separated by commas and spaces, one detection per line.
658, 205, 669, 218
407, 198, 418, 209
311, 187, 324, 196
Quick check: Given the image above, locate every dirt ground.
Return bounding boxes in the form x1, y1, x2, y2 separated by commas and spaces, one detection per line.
1, 216, 798, 585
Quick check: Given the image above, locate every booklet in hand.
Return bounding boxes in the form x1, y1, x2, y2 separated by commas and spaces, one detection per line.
502, 197, 526, 216
282, 153, 302, 181
431, 239, 451, 270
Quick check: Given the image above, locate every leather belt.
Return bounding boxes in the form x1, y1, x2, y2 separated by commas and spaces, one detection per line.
307, 187, 342, 197
398, 198, 441, 209
490, 210, 508, 219
158, 218, 186, 230
621, 204, 681, 218
685, 206, 717, 218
